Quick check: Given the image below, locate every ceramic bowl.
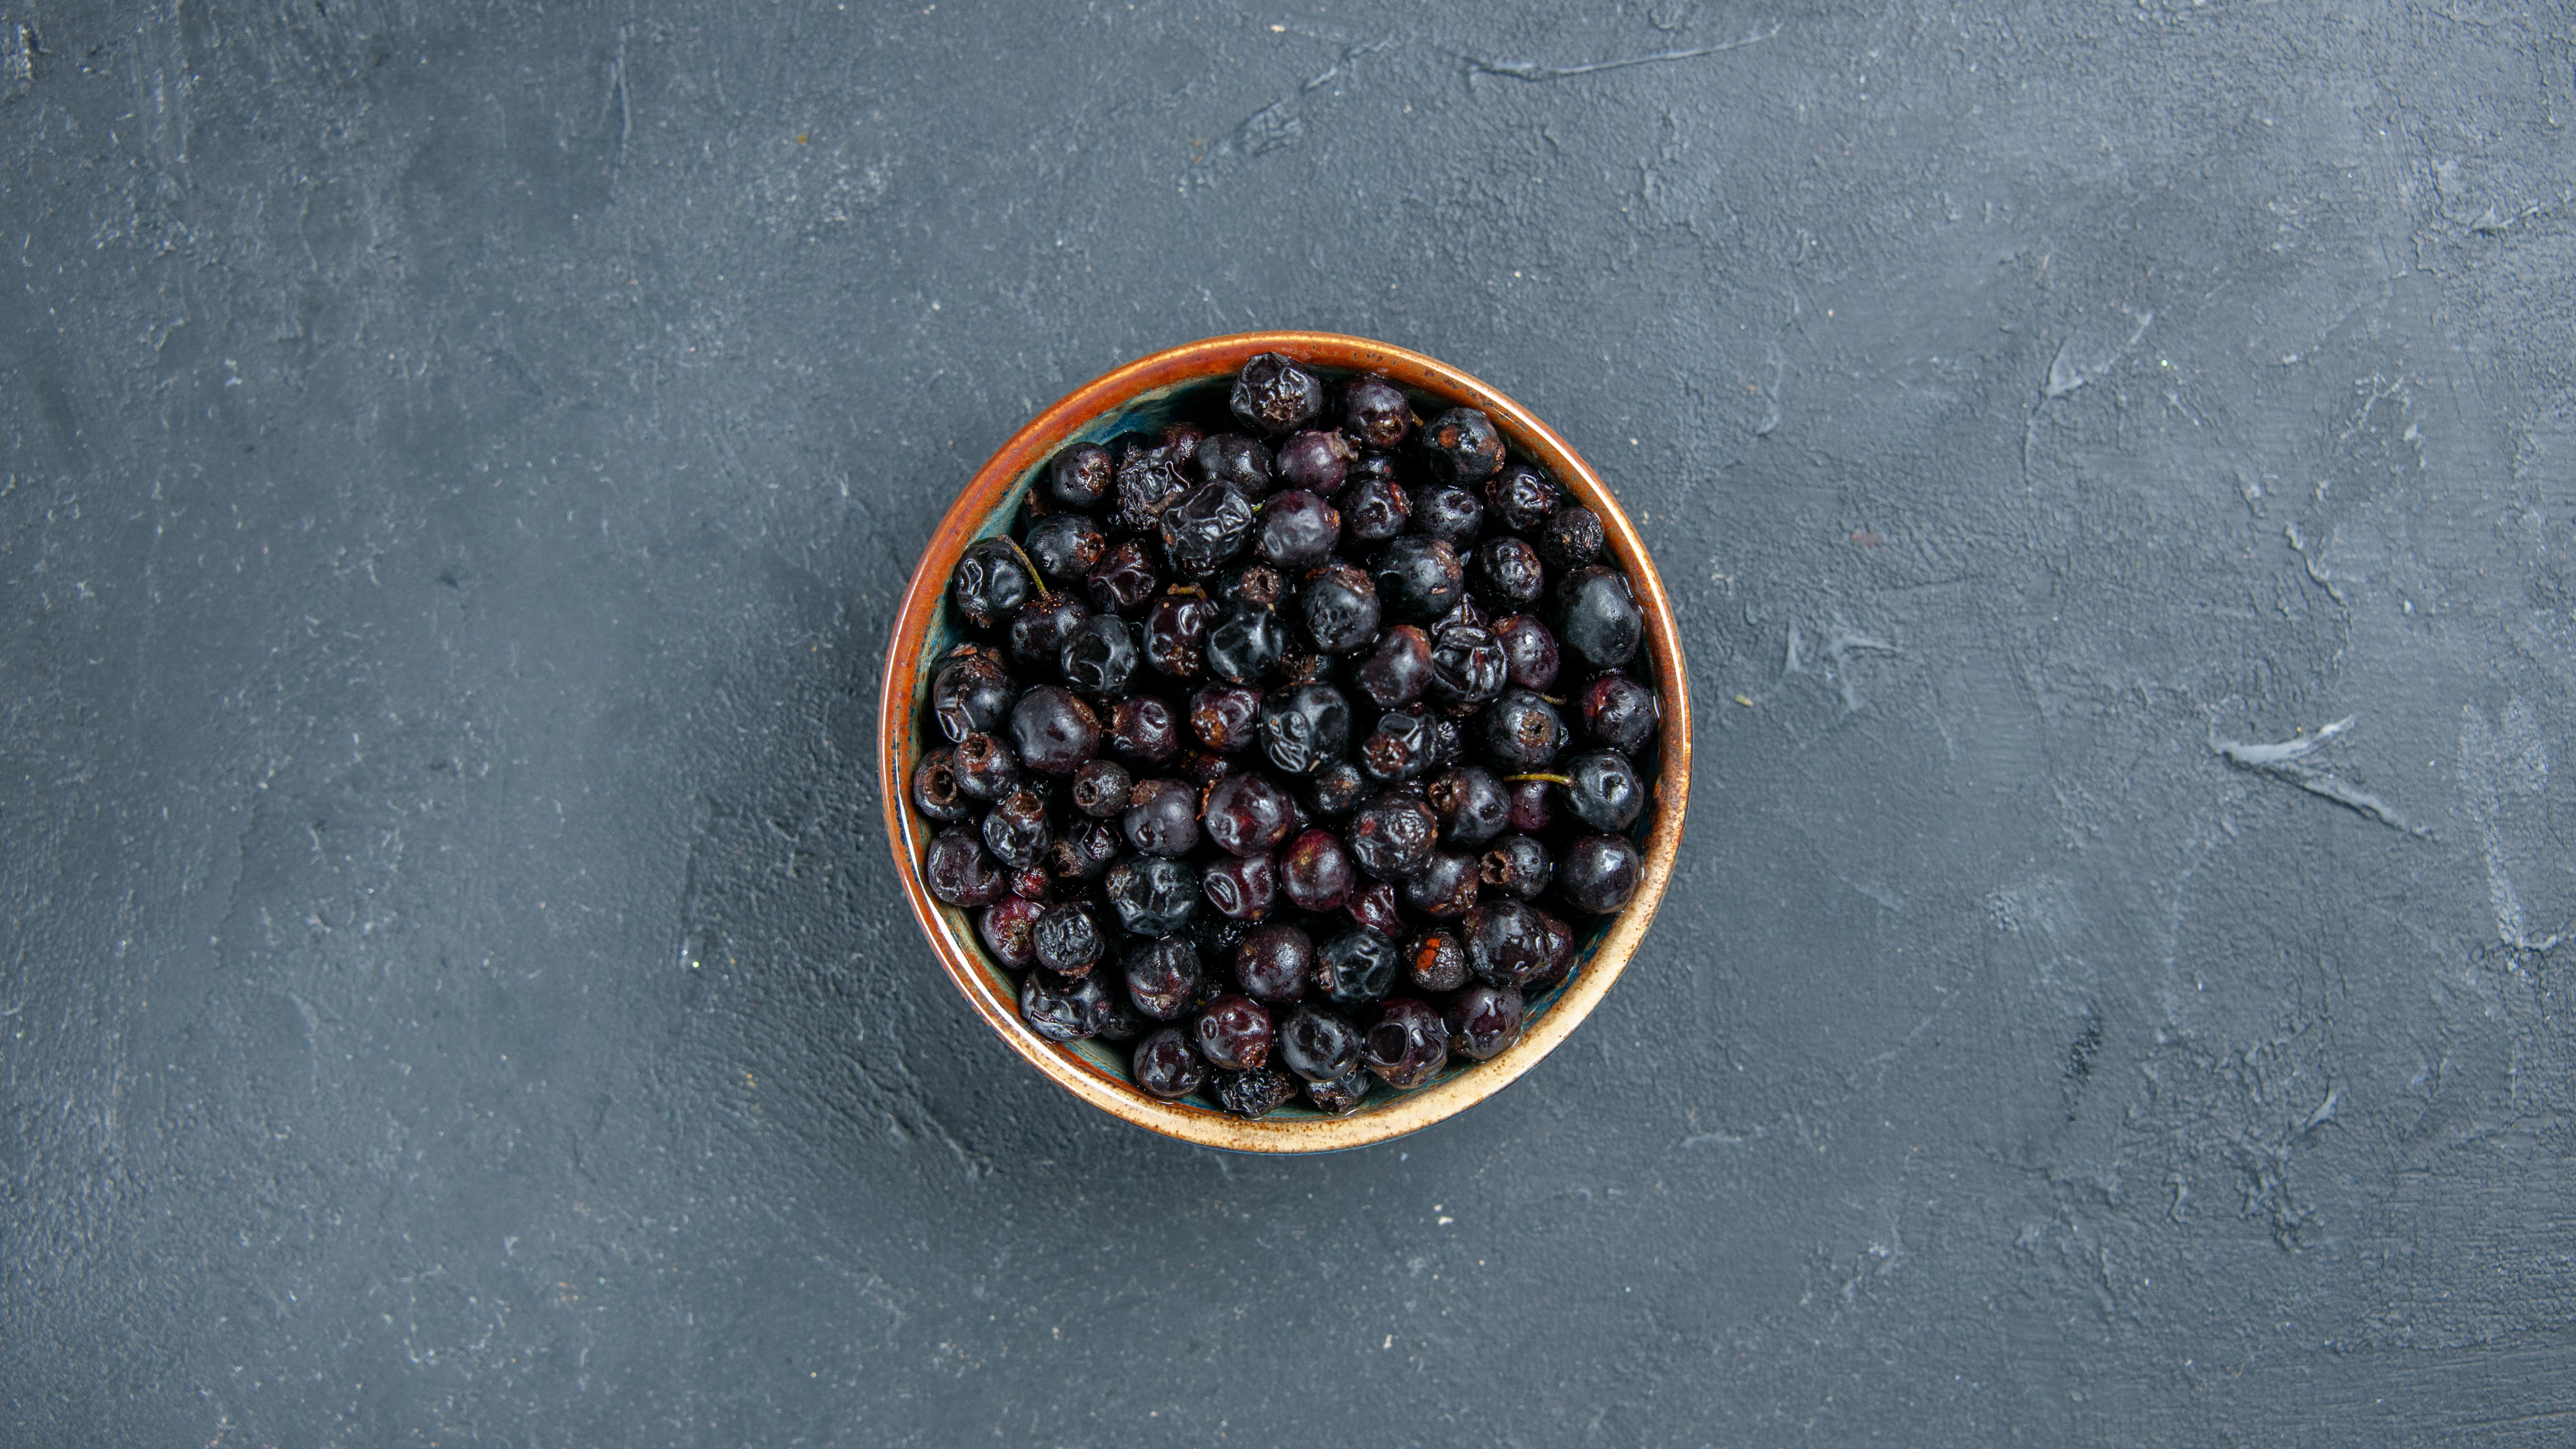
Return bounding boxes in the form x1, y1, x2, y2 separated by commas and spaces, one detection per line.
877, 331, 1690, 1152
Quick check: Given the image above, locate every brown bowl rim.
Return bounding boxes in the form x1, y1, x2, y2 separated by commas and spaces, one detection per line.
877, 331, 1692, 1153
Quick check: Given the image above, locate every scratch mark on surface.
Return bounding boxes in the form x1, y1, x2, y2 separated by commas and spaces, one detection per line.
2214, 716, 2432, 838
2460, 700, 2562, 951
1466, 26, 1777, 82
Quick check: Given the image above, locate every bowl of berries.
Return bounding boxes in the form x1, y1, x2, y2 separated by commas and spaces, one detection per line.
878, 332, 1690, 1151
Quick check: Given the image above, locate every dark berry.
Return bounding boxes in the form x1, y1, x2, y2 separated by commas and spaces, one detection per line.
1044, 819, 1120, 882
1279, 828, 1358, 912
1411, 483, 1484, 545
924, 826, 1008, 907
1444, 983, 1524, 1061
1195, 994, 1274, 1070
1114, 439, 1190, 534
1562, 749, 1645, 832
950, 537, 1036, 629
1180, 749, 1234, 790
1493, 614, 1562, 693
1132, 1027, 1208, 1098
1276, 429, 1358, 494
1304, 761, 1367, 819
1278, 1006, 1362, 1082
1086, 538, 1161, 616
1231, 353, 1325, 435
1351, 625, 1433, 708
1203, 772, 1295, 857
1032, 902, 1108, 976
1580, 673, 1660, 755
1059, 614, 1138, 698
1464, 897, 1551, 987
1298, 562, 1382, 655
1558, 834, 1642, 914
1536, 504, 1607, 571
1160, 482, 1257, 576
1142, 595, 1216, 679
1307, 1068, 1372, 1114
1021, 970, 1113, 1042
1426, 766, 1511, 847
1362, 998, 1450, 1087
1189, 683, 1265, 753
1097, 993, 1149, 1044
1011, 867, 1053, 903
1349, 794, 1438, 880
1426, 623, 1506, 710
1407, 929, 1472, 992
1478, 834, 1553, 901
1472, 537, 1545, 610
952, 731, 1020, 800
1343, 473, 1412, 543
1402, 851, 1480, 918
1105, 855, 1201, 935
1009, 685, 1102, 774
1258, 489, 1342, 569
1506, 776, 1556, 833
1554, 565, 1644, 672
1109, 695, 1181, 765
1206, 604, 1287, 684
1009, 593, 1092, 677
1162, 418, 1208, 460
1420, 408, 1506, 484
1125, 937, 1202, 1020
1233, 923, 1313, 1003
979, 788, 1052, 869
1122, 778, 1200, 857
1345, 448, 1400, 495
979, 896, 1045, 967
912, 748, 971, 822
1070, 759, 1133, 818
1197, 433, 1275, 497
1485, 463, 1560, 534
1313, 927, 1401, 1007
1050, 442, 1115, 512
1480, 689, 1567, 773
1358, 707, 1436, 786
1525, 911, 1577, 994
1259, 682, 1352, 776
1202, 852, 1278, 921
1214, 1066, 1299, 1119
1345, 374, 1416, 448
1188, 911, 1250, 965
1214, 560, 1289, 612
930, 649, 1017, 742
1024, 512, 1107, 584
1372, 535, 1466, 623
1346, 880, 1405, 938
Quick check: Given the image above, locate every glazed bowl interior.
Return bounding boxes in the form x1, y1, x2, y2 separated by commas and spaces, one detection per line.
881, 333, 1690, 1152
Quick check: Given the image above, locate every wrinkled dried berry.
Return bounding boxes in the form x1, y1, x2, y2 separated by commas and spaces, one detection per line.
1059, 614, 1138, 698
1426, 623, 1507, 709
1024, 512, 1107, 584
1204, 771, 1296, 857
1444, 983, 1524, 1061
1195, 993, 1274, 1070
1362, 998, 1450, 1087
1304, 760, 1367, 820
1214, 1065, 1299, 1119
1122, 777, 1200, 857
1032, 903, 1107, 976
950, 537, 1036, 628
1473, 537, 1546, 610
1536, 505, 1606, 571
1427, 766, 1511, 847
1484, 462, 1559, 532
926, 826, 1008, 908
1022, 970, 1112, 1041
1125, 936, 1202, 1020
1402, 851, 1480, 918
1374, 535, 1466, 623
1407, 929, 1472, 993
1313, 926, 1401, 1007
1051, 442, 1115, 512
1278, 1006, 1362, 1082
1133, 1027, 1208, 1098
1206, 604, 1287, 684
1480, 689, 1567, 773
1108, 695, 1180, 765
931, 650, 1017, 742
1412, 483, 1484, 545
1259, 682, 1352, 776
1421, 408, 1505, 484
1070, 759, 1133, 818
980, 896, 1045, 967
980, 788, 1052, 869
1086, 538, 1162, 616
1010, 593, 1091, 677
1161, 482, 1257, 575
1202, 851, 1278, 921
1142, 595, 1216, 679
1231, 353, 1325, 435
1189, 683, 1265, 753
1299, 562, 1382, 655
1580, 673, 1659, 755
912, 748, 971, 822
1344, 374, 1416, 448
1349, 793, 1438, 880
1343, 473, 1412, 543
1106, 855, 1200, 935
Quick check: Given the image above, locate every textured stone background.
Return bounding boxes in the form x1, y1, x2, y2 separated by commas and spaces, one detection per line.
6, 1, 2575, 1443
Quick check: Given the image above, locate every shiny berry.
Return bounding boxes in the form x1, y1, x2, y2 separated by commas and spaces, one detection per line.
1478, 834, 1553, 901
1180, 749, 1234, 790
1202, 852, 1278, 921
1464, 897, 1551, 987
1059, 614, 1138, 698
1132, 1027, 1208, 1098
1162, 418, 1207, 460
979, 896, 1045, 967
952, 731, 1019, 800
1373, 535, 1465, 622
1444, 983, 1524, 1061
1420, 408, 1505, 484
1472, 537, 1545, 609
1506, 776, 1556, 833
1126, 937, 1202, 1020
1426, 623, 1506, 709
1276, 429, 1357, 494
1106, 855, 1201, 935
1086, 538, 1161, 616
1555, 565, 1644, 671
1562, 749, 1645, 832
1480, 689, 1567, 772
1009, 593, 1091, 677
1313, 927, 1401, 1007
1299, 562, 1382, 654
1024, 512, 1107, 583
1426, 766, 1511, 847
1304, 761, 1367, 819
1231, 353, 1325, 435
1485, 463, 1560, 533
1344, 374, 1416, 448
1402, 851, 1480, 918
1214, 560, 1288, 612
950, 538, 1036, 629
1070, 759, 1133, 819
1349, 794, 1438, 880
1194, 993, 1274, 1070
1407, 929, 1471, 992
931, 649, 1017, 742
1492, 614, 1562, 692
1258, 489, 1341, 569
1011, 866, 1053, 902
1558, 834, 1642, 914
911, 748, 971, 822
1233, 923, 1312, 1003
1009, 685, 1102, 774
1141, 595, 1216, 679
1189, 683, 1264, 753
1206, 604, 1287, 684
1528, 910, 1579, 994
1580, 673, 1660, 755
1121, 777, 1199, 857
1362, 998, 1450, 1087
1050, 442, 1115, 512
1279, 828, 1358, 912
1161, 482, 1257, 576
1346, 880, 1405, 938
1536, 504, 1607, 571
1114, 439, 1190, 534
1021, 970, 1112, 1042
1203, 772, 1295, 857
1308, 1068, 1372, 1114
1343, 473, 1411, 542
1214, 1066, 1299, 1119
1278, 1006, 1361, 1082
924, 826, 1008, 908
1411, 483, 1484, 545
1044, 819, 1119, 882
1259, 682, 1352, 775
1359, 707, 1435, 786
1109, 695, 1181, 765
979, 788, 1052, 869
1033, 902, 1108, 976
1345, 448, 1400, 494
1197, 433, 1275, 497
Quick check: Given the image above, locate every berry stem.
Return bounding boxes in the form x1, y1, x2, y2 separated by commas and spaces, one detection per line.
1002, 535, 1052, 600
1504, 773, 1573, 786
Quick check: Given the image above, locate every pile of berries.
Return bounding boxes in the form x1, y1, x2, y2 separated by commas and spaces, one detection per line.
913, 352, 1656, 1119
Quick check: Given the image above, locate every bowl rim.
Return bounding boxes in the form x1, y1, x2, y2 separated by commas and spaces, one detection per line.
877, 330, 1692, 1153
